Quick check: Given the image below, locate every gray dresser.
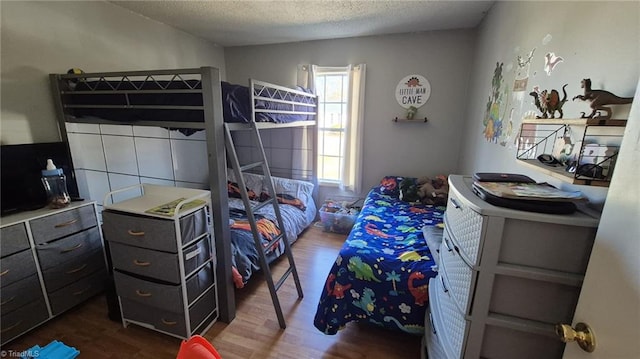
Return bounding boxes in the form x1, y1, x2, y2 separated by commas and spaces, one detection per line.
0, 202, 107, 346
424, 175, 600, 359
101, 185, 218, 339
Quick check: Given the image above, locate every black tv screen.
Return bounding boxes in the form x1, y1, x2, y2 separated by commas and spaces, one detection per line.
1, 142, 79, 216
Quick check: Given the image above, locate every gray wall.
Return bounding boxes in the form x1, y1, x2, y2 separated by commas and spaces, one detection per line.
1, 1, 225, 145
225, 30, 476, 197
458, 1, 639, 205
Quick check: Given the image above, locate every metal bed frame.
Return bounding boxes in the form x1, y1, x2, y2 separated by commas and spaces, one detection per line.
49, 66, 318, 324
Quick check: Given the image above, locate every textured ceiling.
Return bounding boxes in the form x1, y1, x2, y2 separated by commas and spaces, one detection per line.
110, 0, 495, 47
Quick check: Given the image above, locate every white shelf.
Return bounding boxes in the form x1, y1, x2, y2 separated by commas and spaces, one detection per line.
517, 117, 627, 187
521, 117, 627, 126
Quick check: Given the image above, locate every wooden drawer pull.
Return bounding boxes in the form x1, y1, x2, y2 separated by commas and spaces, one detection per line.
1, 296, 16, 305
133, 259, 151, 267
127, 229, 145, 236
54, 218, 79, 228
135, 290, 152, 297
66, 263, 88, 274
161, 318, 178, 326
0, 269, 9, 277
61, 243, 83, 253
1, 320, 23, 333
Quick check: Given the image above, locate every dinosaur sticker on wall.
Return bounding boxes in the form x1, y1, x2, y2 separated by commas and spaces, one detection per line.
514, 48, 535, 94
483, 62, 504, 144
484, 46, 542, 146
544, 52, 564, 76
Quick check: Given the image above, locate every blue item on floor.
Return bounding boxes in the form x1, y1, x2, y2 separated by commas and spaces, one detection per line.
20, 340, 79, 359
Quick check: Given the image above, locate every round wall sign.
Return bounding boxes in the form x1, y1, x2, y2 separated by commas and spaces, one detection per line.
395, 74, 431, 109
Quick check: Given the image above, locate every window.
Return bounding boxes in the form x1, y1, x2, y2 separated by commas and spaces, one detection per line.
298, 64, 366, 193
315, 68, 349, 183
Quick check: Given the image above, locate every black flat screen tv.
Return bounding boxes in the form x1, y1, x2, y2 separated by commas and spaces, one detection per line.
1, 142, 80, 216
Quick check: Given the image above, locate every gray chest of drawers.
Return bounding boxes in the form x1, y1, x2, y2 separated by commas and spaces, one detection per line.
424, 175, 600, 359
0, 202, 107, 345
101, 184, 218, 339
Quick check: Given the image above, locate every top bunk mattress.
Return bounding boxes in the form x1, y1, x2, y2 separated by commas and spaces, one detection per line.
62, 79, 315, 124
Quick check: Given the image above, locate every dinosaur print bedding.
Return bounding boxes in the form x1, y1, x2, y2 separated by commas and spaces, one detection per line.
314, 176, 445, 335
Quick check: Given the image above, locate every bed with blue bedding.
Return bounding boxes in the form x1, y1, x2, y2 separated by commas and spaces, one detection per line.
314, 176, 445, 335
227, 172, 317, 288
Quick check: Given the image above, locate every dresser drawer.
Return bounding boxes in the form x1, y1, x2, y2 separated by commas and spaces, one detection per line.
439, 229, 476, 315
1, 249, 37, 287
36, 227, 103, 270
114, 270, 184, 312
109, 242, 181, 283
186, 262, 215, 305
444, 189, 485, 265
42, 249, 106, 292
1, 274, 44, 316
425, 293, 453, 359
48, 268, 106, 316
103, 208, 208, 253
499, 219, 596, 274
422, 226, 443, 269
431, 275, 470, 359
424, 277, 459, 359
489, 274, 581, 324
0, 298, 49, 346
184, 236, 213, 276
30, 205, 98, 245
121, 286, 217, 339
1, 223, 30, 258
480, 323, 565, 359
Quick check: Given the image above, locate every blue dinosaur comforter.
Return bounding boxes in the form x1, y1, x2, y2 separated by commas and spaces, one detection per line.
313, 177, 444, 335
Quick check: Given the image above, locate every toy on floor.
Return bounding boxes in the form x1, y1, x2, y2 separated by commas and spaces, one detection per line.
20, 340, 79, 359
176, 335, 222, 359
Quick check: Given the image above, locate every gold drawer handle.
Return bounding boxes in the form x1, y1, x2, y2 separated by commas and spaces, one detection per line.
133, 259, 151, 267
127, 229, 145, 236
73, 286, 90, 296
1, 320, 23, 333
1, 296, 16, 305
60, 243, 83, 253
135, 290, 152, 297
161, 318, 178, 326
0, 269, 9, 277
54, 218, 79, 228
66, 263, 88, 274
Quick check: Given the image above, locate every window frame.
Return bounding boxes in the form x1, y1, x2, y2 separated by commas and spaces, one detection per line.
314, 67, 350, 185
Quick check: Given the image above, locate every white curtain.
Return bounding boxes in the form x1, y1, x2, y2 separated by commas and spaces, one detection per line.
342, 64, 366, 193
297, 63, 366, 194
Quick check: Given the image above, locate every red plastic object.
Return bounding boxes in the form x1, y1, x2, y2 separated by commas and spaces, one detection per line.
176, 335, 222, 359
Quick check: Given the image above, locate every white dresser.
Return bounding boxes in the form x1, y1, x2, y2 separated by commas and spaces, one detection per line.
101, 185, 218, 339
424, 175, 600, 359
0, 202, 107, 345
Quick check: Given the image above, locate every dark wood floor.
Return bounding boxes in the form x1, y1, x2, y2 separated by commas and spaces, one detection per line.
5, 225, 422, 358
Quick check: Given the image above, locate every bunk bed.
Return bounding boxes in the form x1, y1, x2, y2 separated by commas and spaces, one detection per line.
49, 67, 318, 324
227, 171, 316, 288
313, 176, 445, 335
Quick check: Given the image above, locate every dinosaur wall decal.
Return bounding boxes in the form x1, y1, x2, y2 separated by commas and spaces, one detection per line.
572, 78, 633, 119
